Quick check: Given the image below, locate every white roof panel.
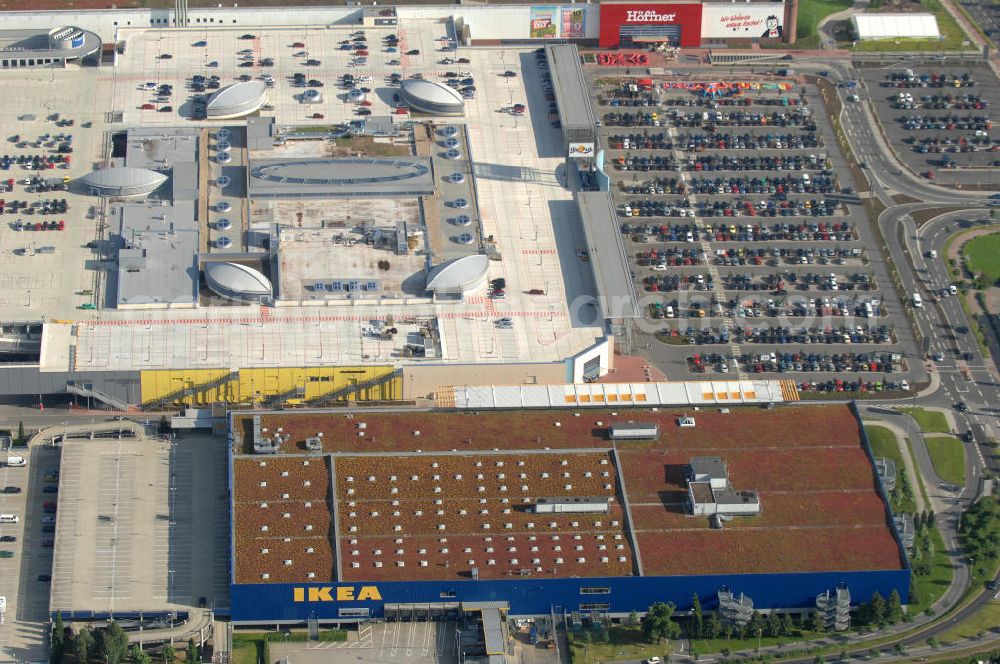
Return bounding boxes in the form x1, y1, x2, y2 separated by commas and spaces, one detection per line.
852, 13, 939, 39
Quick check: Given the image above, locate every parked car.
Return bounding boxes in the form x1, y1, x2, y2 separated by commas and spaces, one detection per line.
43, 486, 58, 494
240, 34, 256, 39
192, 40, 207, 47
405, 49, 420, 56
305, 59, 321, 66
0, 535, 15, 542
2, 486, 20, 494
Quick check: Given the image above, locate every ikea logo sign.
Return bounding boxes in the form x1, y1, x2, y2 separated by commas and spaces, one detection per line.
292, 586, 382, 603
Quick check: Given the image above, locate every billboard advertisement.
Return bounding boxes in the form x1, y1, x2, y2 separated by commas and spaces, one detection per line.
529, 6, 558, 39
561, 6, 587, 39
598, 3, 704, 48
568, 143, 596, 159
701, 3, 785, 40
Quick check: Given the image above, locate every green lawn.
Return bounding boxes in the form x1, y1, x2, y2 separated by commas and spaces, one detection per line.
910, 524, 954, 614
899, 407, 951, 433
850, 0, 973, 51
566, 626, 670, 664
230, 642, 259, 664
963, 233, 1000, 284
795, 0, 853, 49
938, 602, 1000, 643
691, 633, 818, 655
865, 425, 918, 513
925, 435, 967, 486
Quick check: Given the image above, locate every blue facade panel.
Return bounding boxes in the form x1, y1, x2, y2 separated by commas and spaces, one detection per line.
230, 569, 910, 623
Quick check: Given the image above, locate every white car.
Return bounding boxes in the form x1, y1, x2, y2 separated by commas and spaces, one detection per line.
645, 658, 661, 664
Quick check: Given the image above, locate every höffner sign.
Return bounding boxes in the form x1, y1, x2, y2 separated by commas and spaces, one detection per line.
625, 9, 678, 22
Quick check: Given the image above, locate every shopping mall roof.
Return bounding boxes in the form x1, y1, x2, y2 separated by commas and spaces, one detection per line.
575, 192, 641, 319
248, 157, 435, 198
231, 404, 907, 584
0, 26, 100, 61
113, 200, 200, 308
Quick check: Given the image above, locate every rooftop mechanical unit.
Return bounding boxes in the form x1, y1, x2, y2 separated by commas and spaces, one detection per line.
533, 496, 611, 514
608, 422, 659, 441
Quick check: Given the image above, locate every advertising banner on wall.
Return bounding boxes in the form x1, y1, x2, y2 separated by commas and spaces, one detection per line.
598, 3, 704, 48
568, 143, 595, 159
530, 6, 559, 39
700, 3, 785, 39
561, 6, 587, 38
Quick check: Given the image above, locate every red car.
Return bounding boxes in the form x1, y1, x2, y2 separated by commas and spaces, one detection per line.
310, 113, 324, 119
140, 103, 155, 110
528, 289, 545, 295
291, 42, 306, 48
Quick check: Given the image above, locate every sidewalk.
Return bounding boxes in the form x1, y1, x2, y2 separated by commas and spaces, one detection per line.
862, 418, 927, 512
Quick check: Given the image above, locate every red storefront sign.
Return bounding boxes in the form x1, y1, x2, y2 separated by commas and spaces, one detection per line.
598, 3, 703, 48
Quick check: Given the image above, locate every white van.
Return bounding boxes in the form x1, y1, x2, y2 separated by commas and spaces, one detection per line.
4, 456, 25, 467
912, 293, 923, 308
0, 514, 19, 524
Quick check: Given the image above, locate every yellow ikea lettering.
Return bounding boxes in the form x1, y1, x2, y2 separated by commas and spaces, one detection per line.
292, 585, 381, 602
308, 587, 334, 602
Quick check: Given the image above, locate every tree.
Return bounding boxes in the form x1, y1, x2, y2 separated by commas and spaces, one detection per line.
692, 594, 704, 639
16, 421, 25, 444
158, 415, 172, 435
748, 611, 766, 640
641, 602, 681, 644
705, 612, 722, 639
52, 613, 65, 652
186, 639, 198, 664
886, 589, 903, 624
75, 628, 96, 664
628, 610, 639, 626
806, 610, 825, 634
867, 648, 879, 659
97, 622, 129, 664
162, 646, 175, 664
868, 591, 887, 627
766, 611, 783, 638
780, 613, 796, 637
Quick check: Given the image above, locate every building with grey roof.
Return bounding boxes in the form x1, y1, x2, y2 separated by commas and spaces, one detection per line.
575, 192, 641, 320
112, 200, 200, 309
399, 79, 465, 116
546, 44, 595, 148
0, 27, 101, 68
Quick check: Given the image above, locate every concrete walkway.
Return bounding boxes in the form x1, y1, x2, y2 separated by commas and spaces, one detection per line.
817, 0, 866, 50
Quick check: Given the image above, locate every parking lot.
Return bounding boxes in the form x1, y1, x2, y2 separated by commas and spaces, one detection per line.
0, 444, 59, 664
588, 71, 917, 393
270, 621, 459, 664
858, 63, 1000, 182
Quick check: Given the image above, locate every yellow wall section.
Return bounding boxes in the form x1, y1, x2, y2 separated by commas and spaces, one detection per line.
140, 366, 400, 406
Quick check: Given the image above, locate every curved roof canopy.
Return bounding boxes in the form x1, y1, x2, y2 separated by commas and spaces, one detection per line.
400, 78, 465, 115
204, 262, 273, 300
81, 167, 167, 197
426, 254, 489, 293
207, 81, 267, 119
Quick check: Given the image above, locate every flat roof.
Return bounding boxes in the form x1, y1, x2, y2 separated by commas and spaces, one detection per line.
50, 437, 172, 614
546, 44, 594, 134
125, 127, 200, 171
576, 192, 641, 319
113, 200, 200, 307
248, 157, 435, 199
232, 404, 905, 580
